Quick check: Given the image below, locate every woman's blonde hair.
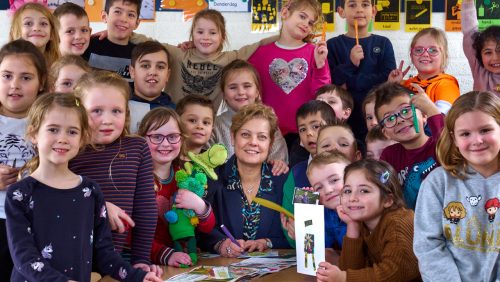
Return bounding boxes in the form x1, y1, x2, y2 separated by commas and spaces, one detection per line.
21, 93, 91, 176
49, 55, 91, 91
74, 70, 131, 136
9, 3, 61, 67
437, 91, 500, 179
282, 0, 323, 43
410, 27, 449, 71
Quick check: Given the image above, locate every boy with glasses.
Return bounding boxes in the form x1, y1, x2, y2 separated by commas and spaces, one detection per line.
374, 82, 444, 209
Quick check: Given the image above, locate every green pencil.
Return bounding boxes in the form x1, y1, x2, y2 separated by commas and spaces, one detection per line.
410, 94, 420, 133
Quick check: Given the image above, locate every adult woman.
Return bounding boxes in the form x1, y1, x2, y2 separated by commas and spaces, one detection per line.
201, 103, 290, 257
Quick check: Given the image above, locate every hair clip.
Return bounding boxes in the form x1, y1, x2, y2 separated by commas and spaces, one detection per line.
75, 99, 80, 107
8, 0, 48, 17
380, 170, 390, 184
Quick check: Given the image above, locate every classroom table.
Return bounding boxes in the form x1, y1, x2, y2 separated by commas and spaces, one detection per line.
97, 249, 339, 281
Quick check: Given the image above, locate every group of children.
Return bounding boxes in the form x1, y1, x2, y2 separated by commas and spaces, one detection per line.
0, 0, 498, 281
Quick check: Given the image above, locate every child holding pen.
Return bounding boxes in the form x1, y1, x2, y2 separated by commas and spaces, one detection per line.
327, 0, 396, 142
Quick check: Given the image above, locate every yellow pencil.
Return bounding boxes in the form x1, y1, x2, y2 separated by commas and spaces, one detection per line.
354, 19, 359, 45
415, 8, 428, 18
321, 22, 327, 41
254, 197, 294, 220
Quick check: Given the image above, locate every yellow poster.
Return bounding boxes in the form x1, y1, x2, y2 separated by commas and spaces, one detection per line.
319, 0, 335, 32
251, 0, 279, 33
445, 0, 462, 31
374, 0, 400, 30
405, 0, 432, 32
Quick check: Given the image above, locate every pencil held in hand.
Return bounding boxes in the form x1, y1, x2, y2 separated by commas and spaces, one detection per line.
354, 19, 359, 45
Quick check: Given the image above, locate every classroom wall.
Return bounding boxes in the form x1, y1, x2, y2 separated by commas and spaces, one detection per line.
0, 10, 473, 93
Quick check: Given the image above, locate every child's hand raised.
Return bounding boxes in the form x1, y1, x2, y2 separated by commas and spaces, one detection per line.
314, 41, 328, 69
168, 251, 193, 267
175, 189, 207, 215
316, 262, 346, 282
410, 83, 441, 117
350, 45, 364, 67
106, 201, 135, 233
388, 60, 411, 83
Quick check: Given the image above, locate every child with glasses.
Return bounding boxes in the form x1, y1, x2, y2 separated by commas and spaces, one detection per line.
373, 82, 444, 209
137, 108, 215, 267
388, 28, 460, 114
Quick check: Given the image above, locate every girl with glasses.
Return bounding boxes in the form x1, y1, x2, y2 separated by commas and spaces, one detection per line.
388, 28, 460, 114
137, 107, 215, 268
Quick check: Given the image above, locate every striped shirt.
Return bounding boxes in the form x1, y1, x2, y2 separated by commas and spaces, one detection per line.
69, 136, 156, 265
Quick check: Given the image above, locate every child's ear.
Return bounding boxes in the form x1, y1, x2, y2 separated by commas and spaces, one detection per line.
27, 126, 37, 145
371, 5, 377, 18
281, 7, 290, 19
101, 11, 108, 23
354, 150, 362, 161
129, 65, 135, 80
337, 6, 346, 19
343, 108, 352, 120
383, 194, 394, 208
230, 133, 235, 147
133, 19, 140, 30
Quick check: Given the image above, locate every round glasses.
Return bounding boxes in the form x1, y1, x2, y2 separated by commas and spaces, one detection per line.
146, 133, 181, 145
380, 106, 413, 128
411, 46, 440, 57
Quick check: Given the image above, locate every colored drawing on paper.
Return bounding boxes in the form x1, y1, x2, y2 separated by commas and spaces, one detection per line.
476, 0, 500, 30
374, 0, 400, 30
251, 0, 278, 33
445, 0, 462, 31
158, 0, 208, 21
294, 203, 325, 276
405, 0, 432, 32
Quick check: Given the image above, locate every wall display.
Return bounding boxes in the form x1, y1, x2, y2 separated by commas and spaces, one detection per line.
84, 0, 155, 22
251, 0, 279, 32
445, 0, 462, 31
208, 0, 250, 12
157, 0, 208, 21
405, 0, 432, 32
476, 0, 500, 30
48, 0, 84, 9
374, 0, 400, 30
319, 0, 335, 32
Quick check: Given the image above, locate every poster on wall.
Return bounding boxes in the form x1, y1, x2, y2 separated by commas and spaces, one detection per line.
251, 0, 279, 33
48, 0, 84, 9
405, 0, 432, 32
319, 0, 335, 32
157, 0, 207, 21
85, 0, 155, 21
208, 0, 250, 12
445, 0, 462, 31
476, 0, 500, 30
374, 0, 400, 30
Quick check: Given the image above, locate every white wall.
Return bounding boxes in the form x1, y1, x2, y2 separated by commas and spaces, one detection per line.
0, 10, 473, 92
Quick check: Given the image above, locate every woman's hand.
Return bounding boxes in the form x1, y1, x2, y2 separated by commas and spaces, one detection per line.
349, 45, 364, 67
388, 60, 411, 83
314, 41, 328, 69
168, 252, 193, 267
0, 164, 18, 190
105, 201, 135, 233
219, 238, 245, 258
269, 159, 289, 176
175, 189, 207, 215
143, 271, 163, 282
316, 262, 346, 282
280, 213, 295, 240
134, 263, 163, 278
244, 239, 268, 252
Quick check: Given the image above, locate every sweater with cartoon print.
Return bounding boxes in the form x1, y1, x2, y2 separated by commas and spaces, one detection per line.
414, 166, 500, 282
